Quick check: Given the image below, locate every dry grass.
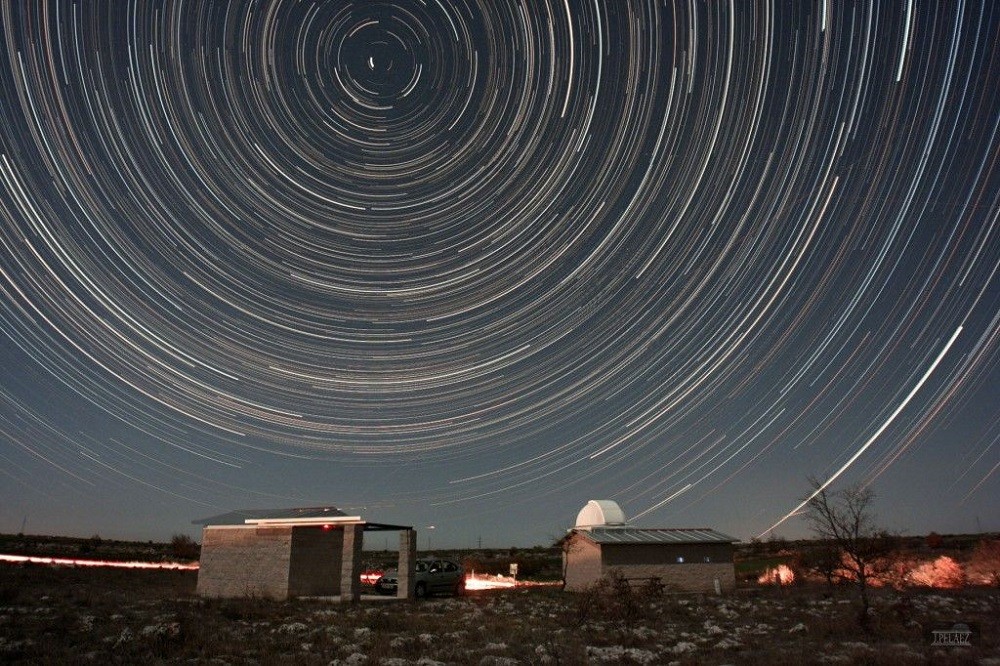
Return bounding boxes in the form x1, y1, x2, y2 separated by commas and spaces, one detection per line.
1, 562, 997, 664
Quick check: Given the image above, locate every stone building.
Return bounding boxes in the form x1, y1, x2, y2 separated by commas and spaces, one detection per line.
194, 507, 415, 601
562, 500, 737, 593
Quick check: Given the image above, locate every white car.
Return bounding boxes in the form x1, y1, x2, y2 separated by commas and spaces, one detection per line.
374, 558, 464, 597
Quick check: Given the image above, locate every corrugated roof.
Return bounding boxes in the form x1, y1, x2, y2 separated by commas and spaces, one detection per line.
193, 506, 348, 525
576, 527, 738, 545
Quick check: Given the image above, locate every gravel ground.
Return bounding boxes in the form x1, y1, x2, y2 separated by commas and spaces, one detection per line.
1, 563, 997, 664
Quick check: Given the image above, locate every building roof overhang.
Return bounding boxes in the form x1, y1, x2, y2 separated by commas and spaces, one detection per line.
194, 506, 412, 531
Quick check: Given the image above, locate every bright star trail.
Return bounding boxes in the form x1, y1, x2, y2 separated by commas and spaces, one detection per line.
1, 1, 998, 546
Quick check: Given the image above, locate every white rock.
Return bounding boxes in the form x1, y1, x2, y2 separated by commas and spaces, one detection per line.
343, 652, 367, 666
415, 658, 447, 666
278, 622, 309, 634
703, 621, 725, 636
585, 646, 658, 664
479, 657, 519, 666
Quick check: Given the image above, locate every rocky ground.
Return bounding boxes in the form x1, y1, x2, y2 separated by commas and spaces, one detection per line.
1, 563, 997, 664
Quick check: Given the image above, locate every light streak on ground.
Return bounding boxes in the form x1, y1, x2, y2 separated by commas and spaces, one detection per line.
0, 553, 199, 571
464, 573, 516, 591
1, 554, 559, 592
464, 573, 560, 591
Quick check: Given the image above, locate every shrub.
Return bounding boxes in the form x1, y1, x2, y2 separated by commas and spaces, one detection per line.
170, 534, 199, 560
968, 539, 1000, 586
573, 570, 663, 631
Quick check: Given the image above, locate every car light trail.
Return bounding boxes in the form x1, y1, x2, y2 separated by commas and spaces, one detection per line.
0, 553, 199, 570
464, 573, 517, 590
360, 571, 382, 585
464, 573, 560, 590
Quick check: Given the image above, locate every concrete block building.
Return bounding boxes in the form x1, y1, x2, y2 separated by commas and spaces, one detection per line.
194, 507, 415, 601
563, 500, 737, 593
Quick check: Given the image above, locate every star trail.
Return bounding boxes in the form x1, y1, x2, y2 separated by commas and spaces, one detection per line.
1, 1, 998, 545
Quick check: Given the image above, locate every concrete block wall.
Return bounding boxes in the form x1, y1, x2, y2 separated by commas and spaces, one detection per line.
196, 526, 293, 599
605, 562, 736, 593
396, 530, 417, 599
339, 524, 363, 602
563, 536, 603, 592
562, 532, 737, 593
288, 527, 343, 597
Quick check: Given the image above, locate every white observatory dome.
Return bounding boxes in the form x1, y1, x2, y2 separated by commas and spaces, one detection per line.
575, 500, 627, 529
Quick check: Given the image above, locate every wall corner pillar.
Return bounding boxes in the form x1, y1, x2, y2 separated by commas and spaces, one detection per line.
397, 529, 417, 599
339, 524, 363, 602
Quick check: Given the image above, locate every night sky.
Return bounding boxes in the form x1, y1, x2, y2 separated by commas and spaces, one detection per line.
1, 1, 998, 549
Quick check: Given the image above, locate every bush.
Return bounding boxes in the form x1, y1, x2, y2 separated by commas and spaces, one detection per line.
169, 534, 199, 560
968, 539, 1000, 586
574, 570, 664, 631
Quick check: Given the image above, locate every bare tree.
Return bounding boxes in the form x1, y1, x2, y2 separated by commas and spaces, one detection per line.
803, 477, 897, 630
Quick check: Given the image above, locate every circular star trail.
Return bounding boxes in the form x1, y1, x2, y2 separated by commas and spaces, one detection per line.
0, 0, 998, 535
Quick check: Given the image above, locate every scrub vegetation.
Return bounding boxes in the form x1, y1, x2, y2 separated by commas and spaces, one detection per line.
2, 554, 997, 664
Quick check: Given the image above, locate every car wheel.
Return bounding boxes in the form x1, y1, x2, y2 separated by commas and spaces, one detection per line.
453, 580, 464, 596
414, 582, 427, 599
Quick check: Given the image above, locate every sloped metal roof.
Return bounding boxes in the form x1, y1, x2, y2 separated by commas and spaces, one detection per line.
193, 506, 412, 530
576, 527, 738, 544
193, 506, 348, 525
